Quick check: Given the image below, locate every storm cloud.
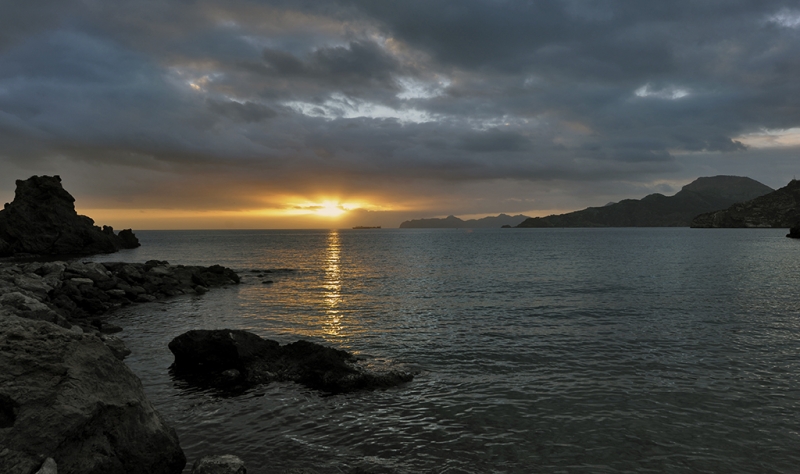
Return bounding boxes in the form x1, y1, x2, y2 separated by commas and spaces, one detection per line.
1, 0, 799, 227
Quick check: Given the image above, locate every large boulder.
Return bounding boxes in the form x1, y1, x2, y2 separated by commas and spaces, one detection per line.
169, 330, 414, 394
0, 175, 140, 257
0, 311, 186, 474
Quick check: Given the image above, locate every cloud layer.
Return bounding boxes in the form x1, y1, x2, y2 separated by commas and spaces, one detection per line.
1, 0, 799, 227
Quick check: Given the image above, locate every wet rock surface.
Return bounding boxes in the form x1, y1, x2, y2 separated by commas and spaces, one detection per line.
169, 329, 414, 394
0, 175, 140, 257
0, 310, 186, 474
0, 259, 240, 333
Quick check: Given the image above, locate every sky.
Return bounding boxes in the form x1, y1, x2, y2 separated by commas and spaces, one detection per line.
1, 0, 799, 229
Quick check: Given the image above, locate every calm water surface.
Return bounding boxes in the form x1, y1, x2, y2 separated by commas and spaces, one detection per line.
89, 228, 800, 473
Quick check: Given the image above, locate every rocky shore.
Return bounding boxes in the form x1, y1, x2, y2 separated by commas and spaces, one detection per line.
0, 310, 186, 474
0, 259, 240, 334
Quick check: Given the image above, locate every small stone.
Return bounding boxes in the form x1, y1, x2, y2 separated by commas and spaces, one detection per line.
221, 369, 241, 382
191, 454, 246, 474
136, 294, 157, 303
194, 286, 208, 295
261, 280, 274, 285
70, 325, 83, 333
70, 278, 94, 286
35, 457, 57, 474
101, 334, 132, 360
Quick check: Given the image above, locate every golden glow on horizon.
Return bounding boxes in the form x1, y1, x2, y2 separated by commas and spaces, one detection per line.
314, 200, 347, 218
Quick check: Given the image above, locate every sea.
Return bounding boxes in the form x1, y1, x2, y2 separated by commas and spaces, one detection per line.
87, 228, 800, 474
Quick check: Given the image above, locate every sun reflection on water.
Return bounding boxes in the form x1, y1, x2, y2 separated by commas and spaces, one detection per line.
323, 230, 344, 339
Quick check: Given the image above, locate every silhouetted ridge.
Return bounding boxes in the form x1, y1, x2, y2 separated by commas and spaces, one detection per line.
691, 179, 800, 228
516, 176, 773, 228
400, 213, 529, 228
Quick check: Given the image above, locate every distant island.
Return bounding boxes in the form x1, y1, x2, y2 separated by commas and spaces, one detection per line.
691, 179, 800, 228
516, 176, 773, 228
352, 226, 381, 229
399, 213, 530, 229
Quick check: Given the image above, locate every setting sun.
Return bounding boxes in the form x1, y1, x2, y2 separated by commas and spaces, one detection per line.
315, 201, 346, 218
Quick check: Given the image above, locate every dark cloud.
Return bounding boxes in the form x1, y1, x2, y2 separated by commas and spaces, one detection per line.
206, 99, 277, 122
1, 0, 799, 224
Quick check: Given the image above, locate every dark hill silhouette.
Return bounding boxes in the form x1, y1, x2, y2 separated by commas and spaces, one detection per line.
399, 213, 529, 228
691, 179, 800, 228
516, 176, 773, 228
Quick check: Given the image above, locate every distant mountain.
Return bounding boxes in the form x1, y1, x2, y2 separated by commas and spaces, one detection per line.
516, 176, 773, 228
399, 213, 530, 229
691, 179, 800, 228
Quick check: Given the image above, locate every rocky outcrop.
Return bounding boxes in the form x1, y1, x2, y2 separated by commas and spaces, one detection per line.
0, 260, 240, 331
517, 176, 773, 227
0, 311, 186, 474
0, 175, 140, 257
169, 329, 414, 394
691, 179, 800, 228
787, 225, 800, 238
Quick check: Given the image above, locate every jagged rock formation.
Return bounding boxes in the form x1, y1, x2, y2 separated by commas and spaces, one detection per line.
400, 213, 530, 228
169, 329, 414, 394
516, 176, 773, 227
0, 260, 240, 330
0, 311, 186, 474
0, 175, 140, 257
691, 179, 800, 228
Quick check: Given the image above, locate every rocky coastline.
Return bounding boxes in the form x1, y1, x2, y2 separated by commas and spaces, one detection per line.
1, 176, 409, 474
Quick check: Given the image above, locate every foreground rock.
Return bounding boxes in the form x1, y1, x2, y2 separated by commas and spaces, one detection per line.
169, 329, 414, 394
0, 175, 140, 258
691, 178, 800, 228
0, 311, 186, 474
0, 259, 240, 331
787, 225, 800, 238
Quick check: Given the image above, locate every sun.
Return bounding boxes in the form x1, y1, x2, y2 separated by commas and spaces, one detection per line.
315, 201, 346, 218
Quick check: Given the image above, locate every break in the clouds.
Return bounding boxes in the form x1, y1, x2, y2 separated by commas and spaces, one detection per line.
1, 0, 799, 228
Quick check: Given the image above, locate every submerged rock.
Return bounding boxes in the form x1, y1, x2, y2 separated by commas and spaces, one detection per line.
169, 329, 414, 394
0, 311, 186, 474
0, 175, 140, 257
191, 455, 247, 474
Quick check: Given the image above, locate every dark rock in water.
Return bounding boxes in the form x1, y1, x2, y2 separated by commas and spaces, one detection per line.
169, 329, 281, 373
787, 225, 800, 238
0, 175, 140, 257
169, 329, 414, 394
0, 311, 186, 474
191, 455, 247, 474
692, 179, 800, 228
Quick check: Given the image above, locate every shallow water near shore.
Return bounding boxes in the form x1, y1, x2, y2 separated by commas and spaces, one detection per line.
89, 228, 800, 473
